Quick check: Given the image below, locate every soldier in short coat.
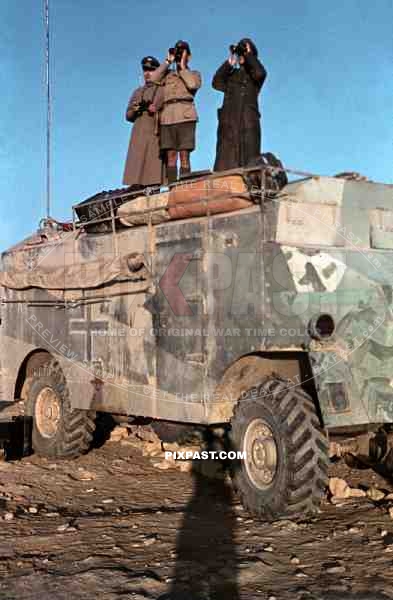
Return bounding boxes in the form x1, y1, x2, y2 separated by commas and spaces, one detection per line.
149, 40, 202, 184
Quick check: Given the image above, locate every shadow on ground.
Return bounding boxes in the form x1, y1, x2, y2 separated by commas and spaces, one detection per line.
159, 429, 240, 600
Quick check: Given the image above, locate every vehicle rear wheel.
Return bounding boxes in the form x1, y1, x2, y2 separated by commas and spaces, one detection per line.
28, 359, 96, 458
230, 377, 329, 521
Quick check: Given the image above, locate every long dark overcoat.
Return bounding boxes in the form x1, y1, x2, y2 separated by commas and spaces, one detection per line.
122, 81, 164, 186
212, 55, 267, 171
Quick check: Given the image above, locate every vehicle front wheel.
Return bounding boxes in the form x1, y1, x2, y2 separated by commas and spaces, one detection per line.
230, 377, 329, 521
27, 359, 96, 458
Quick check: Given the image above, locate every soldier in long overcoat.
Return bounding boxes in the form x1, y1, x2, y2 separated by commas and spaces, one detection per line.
122, 56, 164, 188
212, 39, 267, 172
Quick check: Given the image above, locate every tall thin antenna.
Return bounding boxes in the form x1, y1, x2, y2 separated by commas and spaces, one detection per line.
45, 0, 51, 217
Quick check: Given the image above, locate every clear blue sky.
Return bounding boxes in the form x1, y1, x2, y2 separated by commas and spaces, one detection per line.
1, 0, 392, 250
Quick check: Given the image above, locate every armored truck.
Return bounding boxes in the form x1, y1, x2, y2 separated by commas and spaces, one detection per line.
1, 164, 393, 520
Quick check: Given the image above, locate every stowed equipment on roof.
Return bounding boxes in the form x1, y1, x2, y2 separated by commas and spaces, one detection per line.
74, 152, 288, 233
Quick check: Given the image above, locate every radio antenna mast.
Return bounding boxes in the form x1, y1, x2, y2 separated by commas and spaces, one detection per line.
44, 0, 51, 217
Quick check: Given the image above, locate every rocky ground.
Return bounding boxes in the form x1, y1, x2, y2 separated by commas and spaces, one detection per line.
1, 426, 393, 599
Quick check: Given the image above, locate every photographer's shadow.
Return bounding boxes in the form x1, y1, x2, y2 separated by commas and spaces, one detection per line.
160, 430, 240, 600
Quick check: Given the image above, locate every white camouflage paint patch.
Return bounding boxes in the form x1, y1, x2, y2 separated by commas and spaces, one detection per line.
282, 247, 347, 293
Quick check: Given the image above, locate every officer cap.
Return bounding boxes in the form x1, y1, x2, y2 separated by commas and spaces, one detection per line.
141, 56, 160, 71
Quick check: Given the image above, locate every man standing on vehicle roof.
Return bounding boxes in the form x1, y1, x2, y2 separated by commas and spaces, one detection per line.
123, 56, 165, 188
149, 40, 201, 185
212, 38, 267, 171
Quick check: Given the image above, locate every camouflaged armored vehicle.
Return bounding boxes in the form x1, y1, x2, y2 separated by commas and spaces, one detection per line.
1, 163, 393, 520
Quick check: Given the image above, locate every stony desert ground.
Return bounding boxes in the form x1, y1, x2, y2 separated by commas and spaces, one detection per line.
1, 425, 393, 600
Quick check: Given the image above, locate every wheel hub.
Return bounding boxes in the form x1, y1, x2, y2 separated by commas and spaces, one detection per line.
35, 387, 61, 438
244, 419, 278, 489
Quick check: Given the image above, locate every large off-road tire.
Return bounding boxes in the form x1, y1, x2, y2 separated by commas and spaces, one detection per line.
230, 377, 329, 521
20, 351, 52, 402
27, 359, 96, 458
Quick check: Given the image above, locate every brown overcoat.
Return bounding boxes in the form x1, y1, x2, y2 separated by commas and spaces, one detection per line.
122, 81, 164, 186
